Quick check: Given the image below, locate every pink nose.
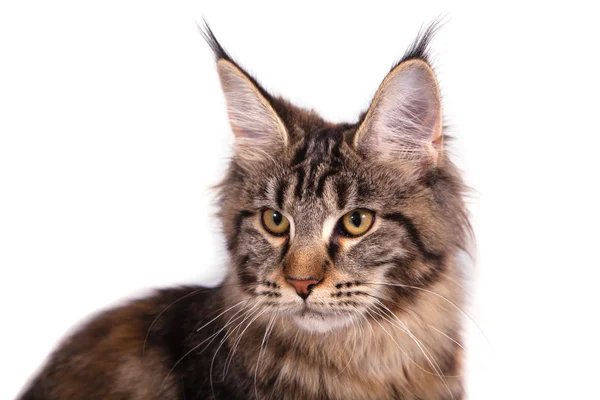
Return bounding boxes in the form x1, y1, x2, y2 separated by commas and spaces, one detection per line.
286, 277, 320, 299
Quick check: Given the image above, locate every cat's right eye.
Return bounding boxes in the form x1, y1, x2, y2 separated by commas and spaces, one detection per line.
261, 208, 290, 236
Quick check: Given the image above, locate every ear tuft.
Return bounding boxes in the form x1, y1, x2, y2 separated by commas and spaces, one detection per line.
394, 21, 440, 67
197, 19, 233, 63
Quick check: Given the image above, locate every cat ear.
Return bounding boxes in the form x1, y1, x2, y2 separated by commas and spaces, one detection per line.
200, 21, 288, 166
354, 58, 443, 168
217, 60, 288, 158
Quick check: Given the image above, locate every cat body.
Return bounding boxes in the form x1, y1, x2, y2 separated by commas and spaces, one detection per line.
21, 282, 463, 400
19, 23, 470, 400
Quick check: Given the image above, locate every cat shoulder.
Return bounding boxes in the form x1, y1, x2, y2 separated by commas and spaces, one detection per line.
18, 285, 219, 400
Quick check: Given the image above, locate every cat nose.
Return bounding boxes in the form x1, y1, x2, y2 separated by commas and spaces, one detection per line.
285, 277, 320, 300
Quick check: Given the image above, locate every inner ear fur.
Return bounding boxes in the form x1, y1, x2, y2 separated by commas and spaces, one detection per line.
354, 59, 443, 167
217, 59, 288, 147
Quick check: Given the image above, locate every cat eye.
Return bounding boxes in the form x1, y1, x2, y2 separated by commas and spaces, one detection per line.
261, 208, 290, 236
340, 209, 375, 237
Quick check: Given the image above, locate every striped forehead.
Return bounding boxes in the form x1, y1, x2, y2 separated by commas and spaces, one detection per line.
272, 125, 354, 210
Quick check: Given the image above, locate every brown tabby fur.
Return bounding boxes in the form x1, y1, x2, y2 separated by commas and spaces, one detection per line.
19, 22, 471, 400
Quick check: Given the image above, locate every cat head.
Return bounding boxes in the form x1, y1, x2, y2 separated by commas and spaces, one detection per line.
203, 23, 470, 333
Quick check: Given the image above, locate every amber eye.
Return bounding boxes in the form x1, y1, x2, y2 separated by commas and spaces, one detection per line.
340, 209, 375, 237
261, 208, 290, 236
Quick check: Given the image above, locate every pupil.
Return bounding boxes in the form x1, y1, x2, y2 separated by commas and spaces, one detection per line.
350, 211, 362, 227
272, 211, 283, 226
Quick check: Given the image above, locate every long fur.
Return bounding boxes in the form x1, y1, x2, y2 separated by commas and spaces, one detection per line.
19, 21, 470, 400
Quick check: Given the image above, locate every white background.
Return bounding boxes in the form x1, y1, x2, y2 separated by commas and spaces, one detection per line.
2, 1, 599, 399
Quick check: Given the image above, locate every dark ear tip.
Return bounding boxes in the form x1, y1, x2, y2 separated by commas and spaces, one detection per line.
392, 19, 443, 70
196, 18, 232, 63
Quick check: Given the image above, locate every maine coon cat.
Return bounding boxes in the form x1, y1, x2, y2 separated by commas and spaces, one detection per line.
19, 22, 471, 400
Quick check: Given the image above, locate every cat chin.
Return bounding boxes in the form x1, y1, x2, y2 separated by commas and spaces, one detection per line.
291, 312, 353, 334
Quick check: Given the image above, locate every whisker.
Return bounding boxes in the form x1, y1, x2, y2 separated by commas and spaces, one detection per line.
363, 308, 412, 365
157, 301, 255, 393
143, 288, 207, 356
366, 304, 453, 384
143, 283, 249, 356
211, 306, 268, 395
222, 303, 265, 376
195, 300, 248, 333
437, 270, 471, 293
369, 296, 458, 377
357, 311, 376, 344
222, 302, 271, 376
254, 313, 277, 398
363, 281, 490, 347
209, 306, 263, 396
369, 307, 455, 400
369, 300, 456, 399
198, 302, 261, 357
363, 308, 423, 399
426, 324, 466, 352
334, 316, 358, 377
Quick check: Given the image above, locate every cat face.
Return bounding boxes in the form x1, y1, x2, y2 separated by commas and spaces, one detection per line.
205, 25, 470, 333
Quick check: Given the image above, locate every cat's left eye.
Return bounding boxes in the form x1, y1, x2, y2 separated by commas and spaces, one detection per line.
261, 208, 290, 236
339, 209, 375, 237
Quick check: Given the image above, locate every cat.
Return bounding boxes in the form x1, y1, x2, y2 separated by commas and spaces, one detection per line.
19, 22, 471, 400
